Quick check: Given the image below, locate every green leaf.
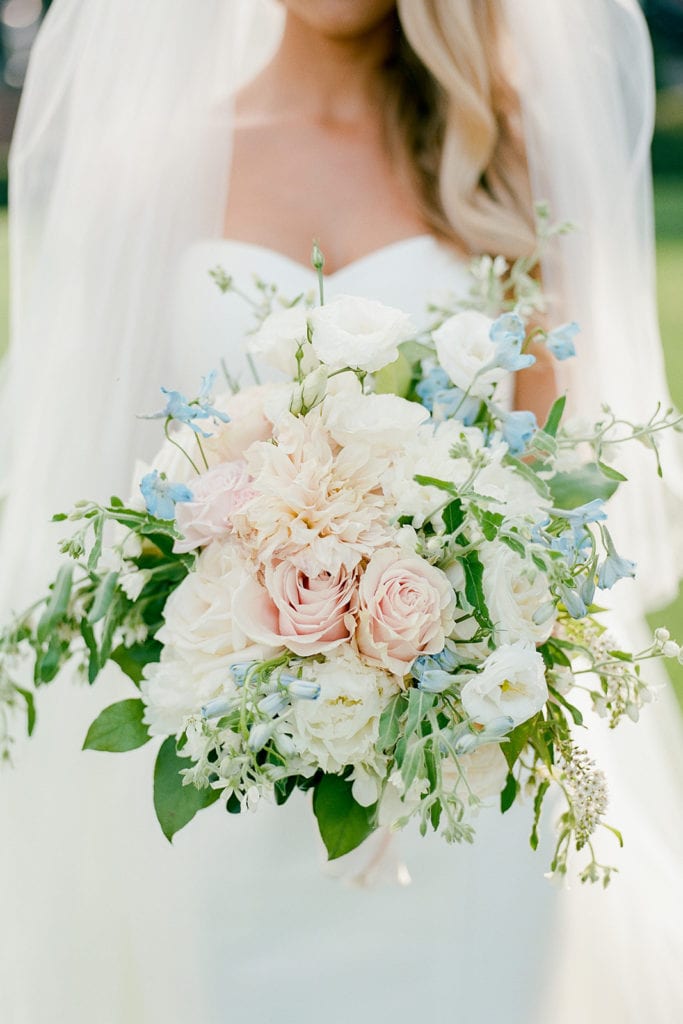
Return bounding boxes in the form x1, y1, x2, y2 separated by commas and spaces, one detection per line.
413, 474, 458, 497
597, 460, 627, 483
548, 686, 584, 727
14, 686, 36, 737
479, 510, 503, 542
443, 498, 464, 535
81, 618, 100, 684
543, 395, 566, 438
153, 736, 220, 842
501, 772, 518, 813
461, 551, 492, 630
405, 688, 435, 740
377, 693, 407, 751
88, 572, 119, 625
530, 779, 550, 851
499, 534, 525, 557
36, 632, 69, 685
87, 514, 105, 571
36, 564, 73, 643
549, 464, 618, 510
312, 774, 377, 861
400, 742, 425, 792
505, 456, 551, 500
110, 640, 161, 686
372, 350, 413, 398
83, 698, 151, 752
503, 717, 536, 771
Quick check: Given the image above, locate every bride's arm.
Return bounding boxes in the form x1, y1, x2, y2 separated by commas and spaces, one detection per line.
513, 341, 558, 424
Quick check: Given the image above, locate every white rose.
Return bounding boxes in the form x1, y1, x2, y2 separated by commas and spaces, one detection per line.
309, 294, 414, 373
461, 640, 548, 727
160, 541, 254, 658
481, 542, 555, 645
442, 743, 508, 801
290, 648, 398, 773
247, 306, 319, 377
141, 650, 235, 736
433, 311, 504, 398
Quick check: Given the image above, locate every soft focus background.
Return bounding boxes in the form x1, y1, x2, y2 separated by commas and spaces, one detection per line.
0, 1, 680, 701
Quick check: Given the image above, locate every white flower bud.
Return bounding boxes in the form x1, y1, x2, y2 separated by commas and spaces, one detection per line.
300, 365, 328, 410
654, 627, 670, 644
662, 640, 680, 659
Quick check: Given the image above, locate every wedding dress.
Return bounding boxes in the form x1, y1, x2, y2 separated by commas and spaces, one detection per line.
3, 232, 681, 1024
3, 2, 683, 1022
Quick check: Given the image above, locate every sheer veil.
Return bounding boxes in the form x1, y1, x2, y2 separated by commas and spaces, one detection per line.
1, 0, 682, 1018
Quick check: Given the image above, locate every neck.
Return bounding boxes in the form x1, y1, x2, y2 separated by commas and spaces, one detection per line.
240, 10, 398, 124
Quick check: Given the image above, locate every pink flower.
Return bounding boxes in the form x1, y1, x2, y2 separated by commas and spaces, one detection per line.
174, 460, 256, 553
202, 385, 278, 464
233, 560, 358, 657
356, 548, 455, 676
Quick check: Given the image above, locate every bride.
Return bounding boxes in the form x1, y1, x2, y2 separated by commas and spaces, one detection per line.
1, 1, 682, 1022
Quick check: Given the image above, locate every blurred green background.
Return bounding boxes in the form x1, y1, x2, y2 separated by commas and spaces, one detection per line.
0, 1, 680, 703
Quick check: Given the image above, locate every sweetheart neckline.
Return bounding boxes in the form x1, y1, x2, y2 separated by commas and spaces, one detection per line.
205, 233, 465, 280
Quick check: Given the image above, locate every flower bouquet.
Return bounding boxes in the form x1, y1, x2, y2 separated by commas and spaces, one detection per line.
2, 227, 681, 885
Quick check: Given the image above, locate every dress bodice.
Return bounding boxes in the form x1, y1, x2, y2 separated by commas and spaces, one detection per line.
170, 235, 471, 389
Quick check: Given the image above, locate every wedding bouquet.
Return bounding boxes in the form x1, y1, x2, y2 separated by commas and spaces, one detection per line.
2, 227, 681, 885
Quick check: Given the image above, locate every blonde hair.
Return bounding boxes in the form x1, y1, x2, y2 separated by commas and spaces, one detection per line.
386, 0, 535, 260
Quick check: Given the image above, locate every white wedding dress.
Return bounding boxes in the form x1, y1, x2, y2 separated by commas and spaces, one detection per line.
2, 234, 681, 1024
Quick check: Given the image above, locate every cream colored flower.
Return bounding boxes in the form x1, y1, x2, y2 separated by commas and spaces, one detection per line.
433, 311, 504, 397
290, 648, 398, 773
309, 294, 414, 373
461, 641, 548, 727
480, 542, 555, 645
232, 408, 393, 576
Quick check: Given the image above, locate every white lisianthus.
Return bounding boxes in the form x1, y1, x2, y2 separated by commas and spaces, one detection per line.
322, 390, 428, 452
290, 648, 399, 773
481, 542, 555, 645
247, 305, 319, 377
461, 640, 548, 727
309, 294, 414, 373
433, 311, 504, 398
476, 455, 551, 523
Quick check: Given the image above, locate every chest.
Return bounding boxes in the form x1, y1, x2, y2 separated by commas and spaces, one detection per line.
223, 119, 430, 274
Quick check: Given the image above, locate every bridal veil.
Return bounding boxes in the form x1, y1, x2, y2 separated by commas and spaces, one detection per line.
1, 0, 682, 1019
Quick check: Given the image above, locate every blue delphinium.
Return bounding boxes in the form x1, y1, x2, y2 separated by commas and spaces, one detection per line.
416, 368, 481, 426
555, 499, 607, 530
598, 531, 637, 589
546, 322, 579, 360
489, 312, 536, 372
142, 370, 230, 437
500, 409, 538, 455
140, 470, 193, 520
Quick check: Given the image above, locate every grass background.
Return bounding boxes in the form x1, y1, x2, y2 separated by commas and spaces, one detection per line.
0, 184, 681, 701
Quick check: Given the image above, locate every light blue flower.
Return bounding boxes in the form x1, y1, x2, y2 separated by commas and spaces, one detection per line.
142, 371, 230, 437
432, 387, 482, 426
201, 696, 234, 719
597, 532, 637, 589
140, 470, 192, 520
489, 313, 536, 372
416, 367, 450, 411
579, 572, 597, 606
417, 369, 481, 425
229, 662, 256, 687
546, 322, 579, 361
411, 656, 454, 693
280, 675, 321, 700
430, 645, 461, 673
557, 583, 587, 619
500, 409, 537, 455
555, 499, 607, 529
258, 692, 290, 717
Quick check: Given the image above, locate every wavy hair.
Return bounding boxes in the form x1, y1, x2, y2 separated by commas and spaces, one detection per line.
382, 0, 535, 259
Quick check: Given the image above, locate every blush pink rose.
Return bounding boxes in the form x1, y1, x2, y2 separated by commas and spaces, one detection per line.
174, 460, 256, 554
356, 548, 455, 676
233, 561, 358, 657
203, 385, 278, 464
